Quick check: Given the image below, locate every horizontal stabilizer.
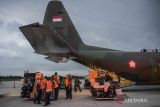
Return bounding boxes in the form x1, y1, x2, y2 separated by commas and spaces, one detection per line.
19, 23, 70, 55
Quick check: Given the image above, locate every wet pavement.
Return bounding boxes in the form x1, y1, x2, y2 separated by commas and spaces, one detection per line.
0, 88, 160, 107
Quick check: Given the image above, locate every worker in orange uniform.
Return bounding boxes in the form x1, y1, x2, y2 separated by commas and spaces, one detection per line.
64, 74, 72, 100
52, 72, 60, 101
34, 79, 41, 104
43, 77, 52, 106
40, 77, 47, 98
34, 72, 43, 104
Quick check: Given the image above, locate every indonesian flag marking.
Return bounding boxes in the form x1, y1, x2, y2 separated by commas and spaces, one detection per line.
52, 16, 62, 22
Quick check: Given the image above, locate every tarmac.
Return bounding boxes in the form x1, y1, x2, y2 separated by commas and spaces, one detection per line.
0, 86, 160, 107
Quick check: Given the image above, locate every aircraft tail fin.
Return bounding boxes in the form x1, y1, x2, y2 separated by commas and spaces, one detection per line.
19, 1, 118, 63
43, 1, 84, 51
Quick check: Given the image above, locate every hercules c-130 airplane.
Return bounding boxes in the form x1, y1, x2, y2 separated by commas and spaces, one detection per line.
20, 1, 160, 84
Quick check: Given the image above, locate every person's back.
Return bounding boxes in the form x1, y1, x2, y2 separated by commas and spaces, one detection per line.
34, 79, 42, 104
65, 74, 72, 99
52, 72, 60, 100
54, 75, 60, 85
43, 77, 52, 106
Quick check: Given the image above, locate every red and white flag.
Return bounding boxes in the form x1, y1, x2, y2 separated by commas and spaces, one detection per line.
52, 16, 62, 22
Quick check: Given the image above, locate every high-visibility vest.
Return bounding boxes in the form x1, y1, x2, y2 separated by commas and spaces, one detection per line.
88, 69, 98, 79
54, 75, 60, 82
90, 79, 96, 86
64, 78, 72, 88
53, 75, 59, 88
52, 80, 59, 89
64, 79, 68, 87
40, 79, 47, 89
46, 80, 52, 92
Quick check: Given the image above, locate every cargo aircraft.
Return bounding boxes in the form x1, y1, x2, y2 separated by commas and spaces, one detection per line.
20, 1, 160, 84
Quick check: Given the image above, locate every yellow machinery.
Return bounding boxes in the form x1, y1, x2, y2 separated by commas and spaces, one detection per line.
87, 69, 129, 100
88, 69, 134, 88
105, 72, 135, 87
88, 69, 121, 99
